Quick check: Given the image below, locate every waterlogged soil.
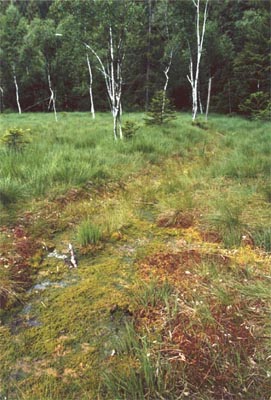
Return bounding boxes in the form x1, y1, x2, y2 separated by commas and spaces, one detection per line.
0, 218, 148, 399
1, 163, 271, 399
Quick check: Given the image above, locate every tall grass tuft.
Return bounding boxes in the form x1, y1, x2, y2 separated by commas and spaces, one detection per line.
261, 184, 271, 203
0, 177, 23, 207
207, 201, 244, 247
103, 321, 182, 400
77, 220, 102, 246
137, 280, 174, 308
252, 227, 271, 252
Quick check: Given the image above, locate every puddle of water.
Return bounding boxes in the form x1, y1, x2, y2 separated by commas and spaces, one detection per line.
28, 279, 73, 294
101, 317, 133, 358
15, 303, 42, 330
32, 280, 51, 291
25, 317, 42, 327
47, 250, 68, 260
10, 315, 42, 333
21, 304, 32, 314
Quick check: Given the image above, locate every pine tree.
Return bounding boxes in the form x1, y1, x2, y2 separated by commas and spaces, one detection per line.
144, 90, 176, 125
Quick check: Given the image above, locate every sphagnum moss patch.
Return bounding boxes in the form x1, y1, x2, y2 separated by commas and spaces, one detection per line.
0, 112, 271, 400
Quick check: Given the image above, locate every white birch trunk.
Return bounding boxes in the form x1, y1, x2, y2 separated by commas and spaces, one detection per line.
113, 110, 118, 141
145, 0, 152, 111
84, 26, 123, 140
228, 79, 232, 114
13, 67, 21, 115
198, 88, 203, 114
192, 85, 197, 120
47, 71, 57, 122
0, 86, 4, 113
86, 53, 95, 119
162, 48, 173, 119
205, 76, 212, 121
187, 0, 209, 121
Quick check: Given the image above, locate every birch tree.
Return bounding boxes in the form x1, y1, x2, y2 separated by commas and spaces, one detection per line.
55, 11, 97, 118
0, 86, 3, 112
83, 0, 137, 140
187, 0, 209, 121
29, 19, 59, 121
85, 26, 124, 139
145, 0, 153, 111
47, 68, 57, 121
157, 0, 176, 121
0, 4, 27, 114
86, 53, 95, 119
13, 65, 22, 114
205, 75, 212, 121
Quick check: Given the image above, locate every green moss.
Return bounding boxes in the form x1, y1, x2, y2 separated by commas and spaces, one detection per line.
1, 112, 270, 400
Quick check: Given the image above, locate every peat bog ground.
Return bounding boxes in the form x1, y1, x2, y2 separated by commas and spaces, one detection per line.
0, 112, 270, 399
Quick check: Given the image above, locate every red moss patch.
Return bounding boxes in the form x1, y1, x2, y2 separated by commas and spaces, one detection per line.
139, 251, 230, 284
13, 226, 39, 259
0, 225, 39, 308
162, 303, 256, 387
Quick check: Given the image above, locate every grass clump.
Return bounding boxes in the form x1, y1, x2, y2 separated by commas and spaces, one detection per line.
252, 227, 271, 252
0, 177, 23, 207
136, 280, 174, 309
77, 220, 102, 246
192, 119, 209, 130
103, 322, 181, 400
261, 184, 271, 203
1, 112, 271, 400
207, 201, 245, 247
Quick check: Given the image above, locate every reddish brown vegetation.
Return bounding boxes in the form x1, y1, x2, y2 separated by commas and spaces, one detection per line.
161, 302, 256, 390
157, 211, 195, 229
134, 303, 166, 331
139, 250, 230, 287
135, 250, 260, 396
55, 188, 88, 207
200, 230, 222, 243
0, 225, 39, 308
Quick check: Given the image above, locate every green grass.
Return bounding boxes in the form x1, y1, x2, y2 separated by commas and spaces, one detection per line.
207, 200, 245, 247
0, 111, 270, 400
252, 227, 271, 252
77, 220, 102, 246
